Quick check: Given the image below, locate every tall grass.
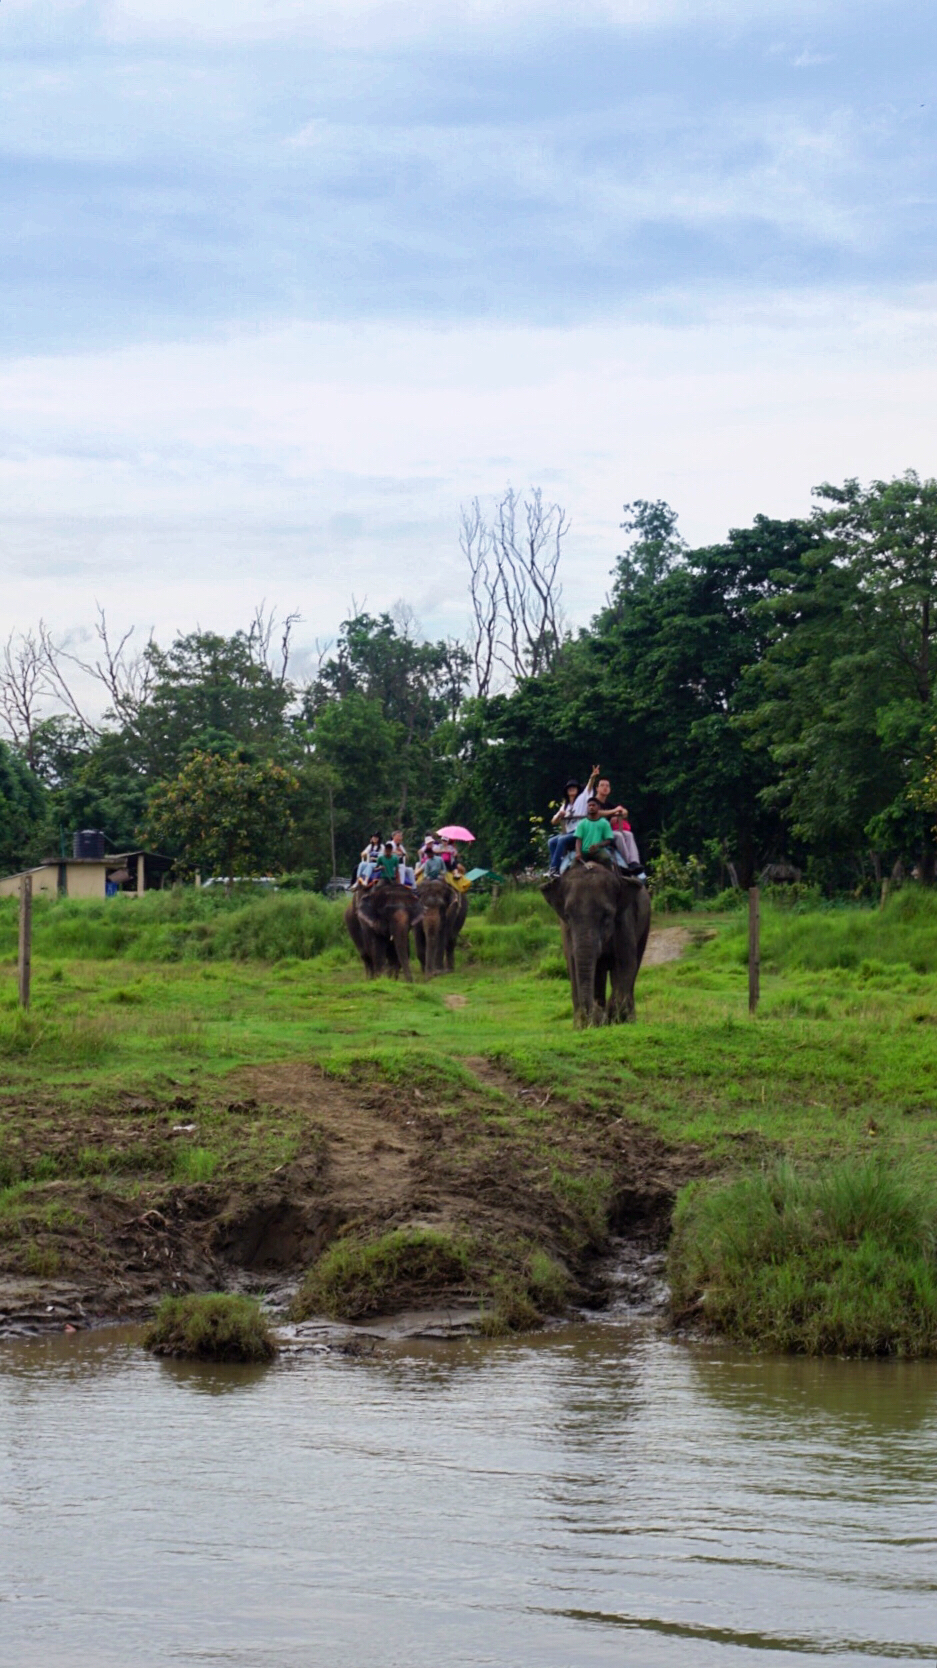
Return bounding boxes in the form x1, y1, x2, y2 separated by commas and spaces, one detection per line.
669, 1158, 937, 1356
703, 888, 937, 976
0, 889, 351, 965
462, 886, 559, 965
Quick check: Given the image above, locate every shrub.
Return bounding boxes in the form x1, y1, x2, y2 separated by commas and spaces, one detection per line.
652, 886, 694, 914
143, 1293, 277, 1361
293, 1227, 471, 1320
669, 1158, 937, 1356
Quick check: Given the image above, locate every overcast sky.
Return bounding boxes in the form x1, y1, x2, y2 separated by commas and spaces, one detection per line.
2, 0, 936, 686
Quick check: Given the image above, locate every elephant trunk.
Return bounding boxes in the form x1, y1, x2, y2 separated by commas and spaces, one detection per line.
573, 943, 599, 1026
391, 911, 414, 982
425, 917, 444, 977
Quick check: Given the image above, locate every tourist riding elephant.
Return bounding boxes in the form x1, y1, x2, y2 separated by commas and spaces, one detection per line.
345, 883, 423, 983
414, 879, 468, 976
541, 862, 651, 1027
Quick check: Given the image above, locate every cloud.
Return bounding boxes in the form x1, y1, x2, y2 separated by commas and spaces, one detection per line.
3, 290, 936, 679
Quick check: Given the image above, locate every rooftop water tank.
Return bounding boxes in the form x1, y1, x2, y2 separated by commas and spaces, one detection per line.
73, 829, 106, 860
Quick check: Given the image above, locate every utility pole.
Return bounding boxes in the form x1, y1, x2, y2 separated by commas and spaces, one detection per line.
748, 885, 760, 1016
18, 874, 32, 1010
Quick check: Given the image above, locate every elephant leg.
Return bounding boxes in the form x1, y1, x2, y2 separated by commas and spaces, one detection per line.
391, 919, 414, 982
414, 921, 428, 974
445, 895, 468, 974
611, 906, 640, 1022
561, 922, 581, 1018
594, 954, 612, 1024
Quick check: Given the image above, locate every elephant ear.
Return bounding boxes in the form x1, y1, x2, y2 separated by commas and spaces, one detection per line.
541, 877, 565, 919
356, 892, 384, 931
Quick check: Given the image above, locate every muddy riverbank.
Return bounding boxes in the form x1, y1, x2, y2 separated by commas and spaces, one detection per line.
0, 1055, 705, 1337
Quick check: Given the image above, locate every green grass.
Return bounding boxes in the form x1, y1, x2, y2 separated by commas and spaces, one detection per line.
4, 889, 937, 1352
142, 1292, 278, 1360
669, 1158, 937, 1356
293, 1228, 471, 1320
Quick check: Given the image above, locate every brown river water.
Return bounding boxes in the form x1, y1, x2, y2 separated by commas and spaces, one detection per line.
1, 1321, 936, 1667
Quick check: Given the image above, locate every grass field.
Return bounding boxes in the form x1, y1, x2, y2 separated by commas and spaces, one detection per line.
1, 886, 936, 1350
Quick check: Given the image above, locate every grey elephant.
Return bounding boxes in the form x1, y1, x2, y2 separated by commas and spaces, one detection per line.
345, 883, 423, 983
413, 879, 468, 976
542, 862, 651, 1026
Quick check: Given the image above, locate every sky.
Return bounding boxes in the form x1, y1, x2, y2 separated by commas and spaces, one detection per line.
2, 0, 936, 691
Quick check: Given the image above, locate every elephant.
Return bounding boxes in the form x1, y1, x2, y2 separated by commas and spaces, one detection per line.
413, 879, 468, 976
542, 862, 651, 1027
345, 883, 423, 983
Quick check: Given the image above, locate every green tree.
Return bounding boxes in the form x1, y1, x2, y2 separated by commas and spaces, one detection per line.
144, 751, 300, 887
748, 472, 937, 879
0, 740, 49, 873
305, 612, 470, 863
132, 630, 294, 782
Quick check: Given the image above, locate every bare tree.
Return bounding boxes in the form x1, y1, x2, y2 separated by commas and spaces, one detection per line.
461, 500, 500, 701
461, 487, 567, 697
0, 630, 47, 767
38, 608, 155, 731
248, 602, 302, 686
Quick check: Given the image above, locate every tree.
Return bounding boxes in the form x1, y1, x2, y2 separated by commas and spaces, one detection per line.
614, 499, 687, 596
748, 473, 937, 878
461, 487, 567, 695
0, 740, 49, 874
131, 629, 295, 782
305, 610, 470, 860
144, 752, 300, 888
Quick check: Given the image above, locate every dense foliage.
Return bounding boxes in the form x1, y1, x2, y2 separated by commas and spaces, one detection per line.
5, 470, 937, 890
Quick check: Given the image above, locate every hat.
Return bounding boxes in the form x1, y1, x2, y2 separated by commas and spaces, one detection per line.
565, 778, 581, 791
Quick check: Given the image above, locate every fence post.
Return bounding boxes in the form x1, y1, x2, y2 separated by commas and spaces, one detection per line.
748, 885, 760, 1015
18, 873, 32, 1010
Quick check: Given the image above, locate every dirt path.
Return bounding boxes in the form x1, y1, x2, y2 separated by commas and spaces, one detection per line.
643, 926, 690, 966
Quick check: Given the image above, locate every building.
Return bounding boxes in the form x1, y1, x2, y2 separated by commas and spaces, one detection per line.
0, 850, 173, 901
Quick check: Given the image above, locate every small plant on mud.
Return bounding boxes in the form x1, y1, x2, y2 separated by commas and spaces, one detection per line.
479, 1247, 572, 1335
173, 1146, 218, 1183
293, 1227, 471, 1321
143, 1293, 277, 1361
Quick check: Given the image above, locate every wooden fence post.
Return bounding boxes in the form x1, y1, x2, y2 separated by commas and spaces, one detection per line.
18, 874, 32, 1010
748, 885, 760, 1016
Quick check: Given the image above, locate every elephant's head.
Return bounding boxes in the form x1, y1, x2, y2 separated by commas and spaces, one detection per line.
355, 883, 423, 981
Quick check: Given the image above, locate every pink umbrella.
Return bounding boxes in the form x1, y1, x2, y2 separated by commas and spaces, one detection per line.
436, 824, 475, 843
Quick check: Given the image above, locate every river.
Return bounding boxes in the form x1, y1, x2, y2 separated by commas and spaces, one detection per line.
1, 1322, 935, 1666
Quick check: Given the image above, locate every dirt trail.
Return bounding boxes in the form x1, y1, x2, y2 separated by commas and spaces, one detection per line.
643, 926, 691, 967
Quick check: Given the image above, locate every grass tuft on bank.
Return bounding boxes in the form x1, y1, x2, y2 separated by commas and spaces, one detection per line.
143, 1292, 278, 1361
669, 1158, 937, 1356
293, 1227, 471, 1320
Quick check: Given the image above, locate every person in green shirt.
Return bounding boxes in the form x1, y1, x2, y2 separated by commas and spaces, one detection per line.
574, 797, 616, 865
373, 841, 402, 884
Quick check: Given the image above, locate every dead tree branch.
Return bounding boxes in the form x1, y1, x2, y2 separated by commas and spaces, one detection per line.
0, 630, 46, 767
461, 487, 567, 695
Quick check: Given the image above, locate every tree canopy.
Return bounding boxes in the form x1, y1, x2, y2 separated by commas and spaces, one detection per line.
3, 471, 937, 892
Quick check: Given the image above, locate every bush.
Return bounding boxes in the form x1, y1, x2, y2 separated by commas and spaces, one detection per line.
293, 1227, 471, 1320
669, 1158, 937, 1356
143, 1293, 278, 1361
652, 886, 694, 914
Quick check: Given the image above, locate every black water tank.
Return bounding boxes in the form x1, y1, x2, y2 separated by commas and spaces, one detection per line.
73, 829, 106, 860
